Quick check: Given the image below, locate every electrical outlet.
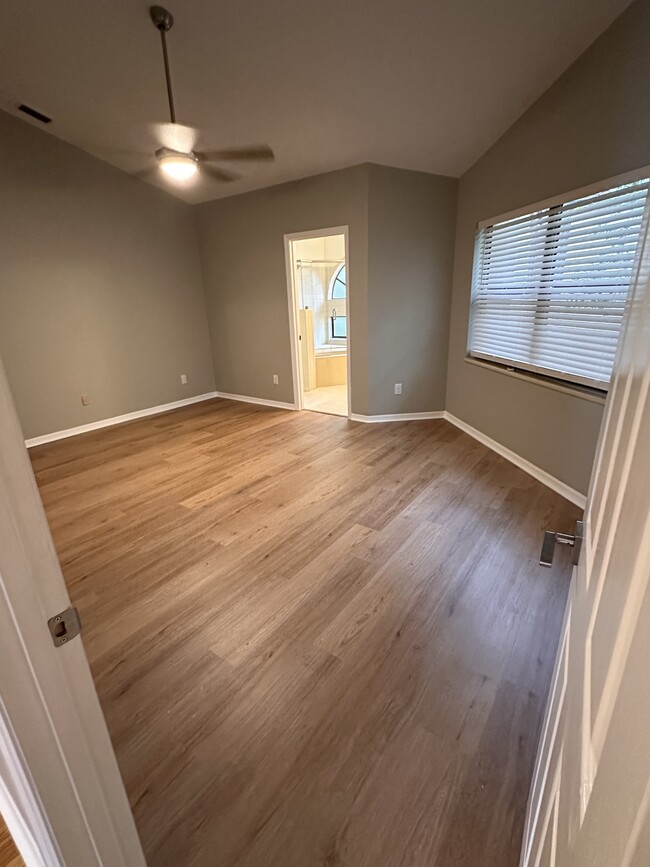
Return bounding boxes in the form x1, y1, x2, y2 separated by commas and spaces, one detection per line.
273, 374, 279, 385
394, 383, 402, 395
80, 394, 90, 406
180, 374, 188, 385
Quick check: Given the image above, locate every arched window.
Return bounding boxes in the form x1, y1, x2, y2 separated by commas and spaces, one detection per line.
328, 264, 347, 341
329, 264, 346, 300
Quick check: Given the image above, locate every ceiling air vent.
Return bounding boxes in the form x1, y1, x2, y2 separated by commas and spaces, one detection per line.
18, 104, 52, 124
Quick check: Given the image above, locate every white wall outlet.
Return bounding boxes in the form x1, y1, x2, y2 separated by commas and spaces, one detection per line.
394, 383, 402, 395
80, 394, 90, 406
180, 374, 188, 385
273, 374, 279, 385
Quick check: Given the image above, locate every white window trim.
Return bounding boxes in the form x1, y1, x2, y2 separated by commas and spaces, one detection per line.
469, 351, 610, 392
464, 356, 607, 405
468, 164, 650, 394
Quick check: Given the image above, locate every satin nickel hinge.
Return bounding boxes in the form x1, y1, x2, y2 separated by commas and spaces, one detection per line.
47, 606, 82, 647
540, 520, 584, 568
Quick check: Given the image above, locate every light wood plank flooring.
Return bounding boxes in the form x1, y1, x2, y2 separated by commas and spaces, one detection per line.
29, 399, 579, 867
0, 819, 23, 867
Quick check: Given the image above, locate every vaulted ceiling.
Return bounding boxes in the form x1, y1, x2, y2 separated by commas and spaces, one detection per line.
0, 0, 632, 203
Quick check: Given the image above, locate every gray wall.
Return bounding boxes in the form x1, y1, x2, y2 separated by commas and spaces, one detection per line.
196, 163, 456, 416
195, 166, 370, 411
0, 110, 215, 440
367, 164, 457, 414
446, 0, 650, 495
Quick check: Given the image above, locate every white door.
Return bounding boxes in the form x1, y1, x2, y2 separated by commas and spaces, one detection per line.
521, 218, 650, 865
0, 357, 146, 866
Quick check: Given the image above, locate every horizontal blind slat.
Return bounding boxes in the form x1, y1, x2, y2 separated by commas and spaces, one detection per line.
468, 177, 649, 386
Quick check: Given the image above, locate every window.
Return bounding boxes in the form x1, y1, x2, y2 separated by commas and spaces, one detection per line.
468, 176, 649, 390
331, 265, 346, 299
328, 264, 347, 343
331, 313, 347, 339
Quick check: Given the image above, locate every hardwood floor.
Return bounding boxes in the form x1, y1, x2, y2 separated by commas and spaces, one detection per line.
0, 818, 23, 867
29, 399, 579, 867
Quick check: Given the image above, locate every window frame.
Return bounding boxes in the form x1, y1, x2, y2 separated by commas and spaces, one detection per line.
467, 166, 650, 394
327, 263, 347, 347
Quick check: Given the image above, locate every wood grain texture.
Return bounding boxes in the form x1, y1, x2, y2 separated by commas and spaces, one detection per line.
0, 818, 23, 867
29, 398, 579, 867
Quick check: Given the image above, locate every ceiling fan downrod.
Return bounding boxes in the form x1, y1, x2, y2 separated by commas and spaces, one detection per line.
150, 6, 176, 124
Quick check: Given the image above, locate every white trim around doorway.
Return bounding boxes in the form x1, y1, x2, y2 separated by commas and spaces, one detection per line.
284, 226, 351, 419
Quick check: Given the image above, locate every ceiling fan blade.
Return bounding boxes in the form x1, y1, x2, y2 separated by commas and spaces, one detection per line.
196, 145, 275, 162
201, 165, 240, 183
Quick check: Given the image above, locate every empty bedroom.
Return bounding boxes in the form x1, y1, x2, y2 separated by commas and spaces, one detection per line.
1, 2, 649, 867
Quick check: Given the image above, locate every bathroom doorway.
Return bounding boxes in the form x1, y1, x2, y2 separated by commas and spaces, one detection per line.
285, 227, 350, 418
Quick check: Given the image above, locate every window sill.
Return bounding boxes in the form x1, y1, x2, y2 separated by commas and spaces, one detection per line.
464, 356, 607, 405
315, 347, 347, 357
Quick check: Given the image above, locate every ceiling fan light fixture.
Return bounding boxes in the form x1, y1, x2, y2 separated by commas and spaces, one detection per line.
145, 8, 274, 187
158, 151, 198, 181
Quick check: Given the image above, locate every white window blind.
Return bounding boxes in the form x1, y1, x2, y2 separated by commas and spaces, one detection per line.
468, 177, 650, 389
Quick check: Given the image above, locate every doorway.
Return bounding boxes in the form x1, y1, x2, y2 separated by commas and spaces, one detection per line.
285, 228, 350, 418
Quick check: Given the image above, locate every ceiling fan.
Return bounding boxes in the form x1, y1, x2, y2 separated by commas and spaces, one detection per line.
144, 5, 274, 184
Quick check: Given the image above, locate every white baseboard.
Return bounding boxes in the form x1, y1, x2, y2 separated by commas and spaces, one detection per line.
24, 392, 219, 448
24, 393, 586, 508
443, 412, 586, 509
215, 391, 297, 411
350, 411, 445, 423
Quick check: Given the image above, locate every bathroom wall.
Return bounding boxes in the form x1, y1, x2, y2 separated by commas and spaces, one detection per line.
292, 235, 346, 352
292, 234, 348, 391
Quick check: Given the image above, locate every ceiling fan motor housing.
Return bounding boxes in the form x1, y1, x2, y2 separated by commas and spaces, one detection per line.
150, 6, 173, 32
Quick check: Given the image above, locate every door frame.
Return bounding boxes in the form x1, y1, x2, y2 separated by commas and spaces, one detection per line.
0, 356, 146, 866
284, 226, 351, 419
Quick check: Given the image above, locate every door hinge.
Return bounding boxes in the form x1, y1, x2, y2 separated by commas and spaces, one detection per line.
539, 520, 584, 567
47, 606, 82, 647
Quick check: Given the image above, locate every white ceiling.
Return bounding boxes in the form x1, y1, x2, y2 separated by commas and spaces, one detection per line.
0, 0, 632, 204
